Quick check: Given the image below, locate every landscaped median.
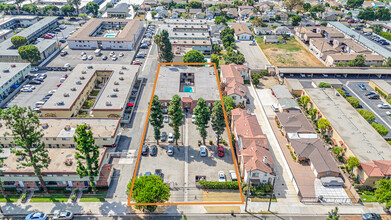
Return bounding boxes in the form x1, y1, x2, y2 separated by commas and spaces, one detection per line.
30, 194, 70, 202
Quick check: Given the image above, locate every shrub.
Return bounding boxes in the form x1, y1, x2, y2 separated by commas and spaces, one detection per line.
387, 99, 391, 105
375, 87, 387, 99
198, 181, 239, 189
20, 192, 27, 201
290, 151, 297, 161
71, 194, 76, 201
198, 140, 202, 146
371, 123, 389, 136
336, 88, 346, 98
209, 140, 213, 145
357, 109, 375, 122
222, 139, 226, 145
318, 82, 332, 88
346, 97, 360, 108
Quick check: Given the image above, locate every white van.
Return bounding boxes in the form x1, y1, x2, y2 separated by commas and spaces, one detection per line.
271, 104, 279, 112
94, 49, 102, 56
229, 170, 237, 181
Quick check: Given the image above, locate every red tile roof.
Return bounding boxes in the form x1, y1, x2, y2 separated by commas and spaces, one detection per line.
97, 164, 114, 186
360, 162, 384, 177
373, 160, 391, 176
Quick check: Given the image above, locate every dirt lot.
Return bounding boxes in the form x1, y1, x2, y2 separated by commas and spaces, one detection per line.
257, 36, 324, 67
258, 76, 280, 89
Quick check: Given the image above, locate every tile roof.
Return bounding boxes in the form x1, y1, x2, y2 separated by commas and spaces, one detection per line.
360, 162, 385, 177
232, 23, 252, 35
328, 53, 384, 61
276, 112, 315, 134
232, 109, 265, 139
374, 160, 391, 176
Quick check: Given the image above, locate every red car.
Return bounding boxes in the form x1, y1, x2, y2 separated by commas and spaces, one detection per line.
218, 145, 224, 157
57, 83, 62, 87
132, 60, 142, 65
62, 74, 68, 78
44, 35, 53, 39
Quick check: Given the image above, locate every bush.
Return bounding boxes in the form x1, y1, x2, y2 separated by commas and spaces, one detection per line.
209, 140, 213, 145
198, 140, 201, 146
71, 194, 76, 201
222, 139, 226, 145
20, 192, 27, 202
290, 151, 297, 161
357, 109, 375, 122
371, 123, 389, 136
336, 88, 346, 98
318, 82, 332, 88
375, 87, 387, 99
387, 99, 391, 105
346, 97, 360, 108
198, 181, 239, 189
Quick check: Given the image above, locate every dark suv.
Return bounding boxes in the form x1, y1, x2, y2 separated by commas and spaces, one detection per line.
141, 145, 149, 156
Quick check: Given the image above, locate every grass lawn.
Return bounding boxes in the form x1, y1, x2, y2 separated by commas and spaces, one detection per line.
202, 190, 242, 202
360, 194, 377, 202
0, 194, 20, 202
256, 36, 324, 67
79, 191, 107, 202
92, 90, 100, 96
30, 194, 70, 202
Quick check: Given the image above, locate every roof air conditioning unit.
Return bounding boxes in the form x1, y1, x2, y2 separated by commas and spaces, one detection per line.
64, 125, 71, 131
10, 64, 15, 68
119, 77, 124, 80
80, 76, 85, 80
42, 123, 49, 129
82, 71, 87, 74
114, 81, 119, 85
110, 93, 117, 97
113, 88, 119, 92
64, 93, 69, 97
71, 87, 76, 91
76, 81, 82, 85
106, 101, 112, 106
57, 101, 65, 105
119, 71, 124, 75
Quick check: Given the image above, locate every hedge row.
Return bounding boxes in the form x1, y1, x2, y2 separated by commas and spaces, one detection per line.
198, 181, 239, 189
375, 87, 387, 99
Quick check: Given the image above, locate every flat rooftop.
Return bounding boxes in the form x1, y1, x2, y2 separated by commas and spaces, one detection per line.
0, 63, 30, 86
154, 65, 220, 101
370, 80, 391, 94
277, 67, 391, 75
312, 78, 342, 86
41, 64, 139, 111
2, 148, 105, 173
68, 18, 142, 42
164, 19, 207, 25
0, 118, 120, 139
305, 88, 391, 163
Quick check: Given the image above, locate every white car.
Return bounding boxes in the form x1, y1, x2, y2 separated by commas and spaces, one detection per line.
119, 52, 124, 57
218, 171, 226, 182
192, 114, 196, 123
53, 211, 73, 220
48, 90, 56, 94
81, 52, 86, 56
31, 67, 39, 72
163, 115, 169, 123
200, 145, 207, 157
88, 55, 93, 60
23, 85, 35, 90
21, 88, 32, 92
378, 103, 391, 109
64, 63, 71, 68
109, 51, 115, 57
82, 55, 87, 60
167, 133, 174, 143
112, 56, 118, 61
387, 111, 391, 116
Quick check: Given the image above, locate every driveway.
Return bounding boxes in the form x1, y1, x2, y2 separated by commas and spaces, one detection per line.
236, 41, 270, 71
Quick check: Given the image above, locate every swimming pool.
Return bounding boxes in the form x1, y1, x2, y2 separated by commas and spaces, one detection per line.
183, 87, 193, 93
105, 33, 117, 38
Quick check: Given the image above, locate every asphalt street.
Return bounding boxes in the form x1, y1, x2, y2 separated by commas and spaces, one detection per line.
236, 41, 270, 70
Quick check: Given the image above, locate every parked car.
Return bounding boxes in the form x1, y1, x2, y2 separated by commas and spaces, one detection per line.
136, 53, 146, 58
150, 145, 157, 156
82, 55, 87, 60
25, 213, 48, 220
61, 51, 68, 56
200, 145, 207, 157
358, 83, 367, 90
62, 74, 68, 78
386, 111, 391, 116
218, 171, 226, 182
368, 94, 380, 99
34, 78, 44, 82
365, 91, 375, 96
88, 55, 93, 60
102, 55, 108, 60
145, 172, 152, 176
30, 80, 41, 85
59, 39, 66, 43
361, 213, 381, 220
48, 90, 56, 95
378, 103, 391, 109
168, 133, 174, 143
57, 83, 63, 87
53, 211, 73, 220
192, 114, 196, 123
23, 85, 35, 90
112, 56, 118, 61
140, 44, 149, 49
132, 60, 142, 65
141, 145, 149, 156
163, 115, 169, 123
229, 170, 238, 181
161, 132, 167, 142
21, 88, 33, 92
64, 63, 70, 68
119, 52, 124, 57
155, 169, 163, 180
167, 145, 174, 156
217, 145, 224, 157
81, 52, 86, 56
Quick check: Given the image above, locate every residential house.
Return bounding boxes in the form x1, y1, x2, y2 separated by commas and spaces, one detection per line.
232, 23, 253, 41
240, 9, 255, 18
232, 108, 275, 184
322, 11, 339, 21
274, 12, 288, 21
264, 35, 278, 43
273, 26, 290, 35
106, 2, 129, 18
320, 27, 345, 42
275, 112, 316, 138
357, 160, 391, 186
189, 9, 204, 19
261, 13, 270, 22
295, 26, 323, 43
271, 85, 294, 99
325, 53, 384, 66
333, 39, 371, 54
221, 63, 249, 106
278, 98, 301, 113
222, 8, 239, 18
171, 9, 186, 18
254, 27, 272, 35
206, 7, 220, 19
309, 38, 341, 60
210, 24, 226, 38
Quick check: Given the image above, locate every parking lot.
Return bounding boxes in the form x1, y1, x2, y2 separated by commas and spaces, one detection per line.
8, 71, 62, 108
137, 115, 238, 202
236, 41, 270, 70
344, 80, 391, 138
47, 46, 135, 68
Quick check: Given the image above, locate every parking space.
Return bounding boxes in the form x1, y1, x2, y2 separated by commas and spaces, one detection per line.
46, 46, 135, 68
8, 71, 62, 109
236, 41, 270, 70
343, 80, 391, 138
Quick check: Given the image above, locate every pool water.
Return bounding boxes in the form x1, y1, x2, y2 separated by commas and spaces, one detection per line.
105, 33, 117, 38
183, 87, 193, 93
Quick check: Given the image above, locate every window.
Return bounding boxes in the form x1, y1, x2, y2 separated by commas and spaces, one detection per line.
62, 138, 70, 141
326, 172, 331, 175
252, 173, 259, 177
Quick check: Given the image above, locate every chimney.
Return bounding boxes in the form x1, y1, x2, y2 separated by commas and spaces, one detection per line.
263, 156, 268, 164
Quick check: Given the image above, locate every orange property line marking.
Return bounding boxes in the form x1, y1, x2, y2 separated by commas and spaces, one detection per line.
127, 63, 245, 206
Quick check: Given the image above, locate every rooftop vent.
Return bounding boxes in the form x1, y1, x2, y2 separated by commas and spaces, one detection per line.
106, 101, 112, 106
119, 71, 124, 75
71, 87, 76, 91
82, 71, 87, 74
119, 77, 124, 81
10, 64, 15, 68
87, 65, 93, 69
121, 66, 127, 70
114, 81, 119, 85
42, 123, 49, 129
76, 81, 82, 85
110, 93, 117, 97
63, 93, 69, 97
113, 88, 119, 92
86, 124, 91, 130
192, 40, 195, 43
64, 158, 73, 166
80, 76, 85, 80
64, 125, 71, 131
57, 101, 64, 105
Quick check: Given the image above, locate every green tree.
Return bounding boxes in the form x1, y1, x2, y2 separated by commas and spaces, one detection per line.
317, 118, 330, 133
67, 0, 81, 15
149, 95, 164, 145
347, 156, 360, 172
11, 36, 27, 48
211, 54, 220, 68
333, 147, 343, 157
326, 207, 340, 220
371, 123, 389, 136
336, 88, 346, 98
283, 0, 304, 11
78, 13, 88, 23
251, 16, 263, 27
358, 7, 375, 21
18, 45, 41, 63
309, 4, 325, 13
318, 82, 332, 88
193, 98, 211, 145
223, 96, 236, 112
291, 15, 302, 26
347, 54, 366, 67
384, 57, 391, 67
151, 10, 157, 18
183, 50, 205, 63
375, 8, 391, 21
212, 44, 222, 54
127, 175, 170, 212
106, 2, 113, 8
154, 30, 173, 62
168, 95, 184, 145
309, 108, 317, 121
22, 3, 39, 14
15, 0, 24, 14
86, 2, 99, 16
346, 0, 364, 9
43, 5, 59, 15
215, 16, 227, 25
375, 179, 391, 208
220, 27, 235, 48
61, 5, 75, 16
223, 48, 245, 64
346, 97, 360, 108
300, 95, 310, 105
181, 215, 187, 220
189, 1, 202, 8
0, 106, 50, 193
211, 101, 226, 145
303, 2, 311, 11
357, 109, 375, 122
74, 124, 100, 192
251, 73, 261, 87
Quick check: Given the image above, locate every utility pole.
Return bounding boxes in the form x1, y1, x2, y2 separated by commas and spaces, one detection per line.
268, 176, 277, 212
244, 169, 252, 212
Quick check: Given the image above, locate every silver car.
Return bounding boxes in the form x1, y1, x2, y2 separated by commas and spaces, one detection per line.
167, 145, 174, 156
